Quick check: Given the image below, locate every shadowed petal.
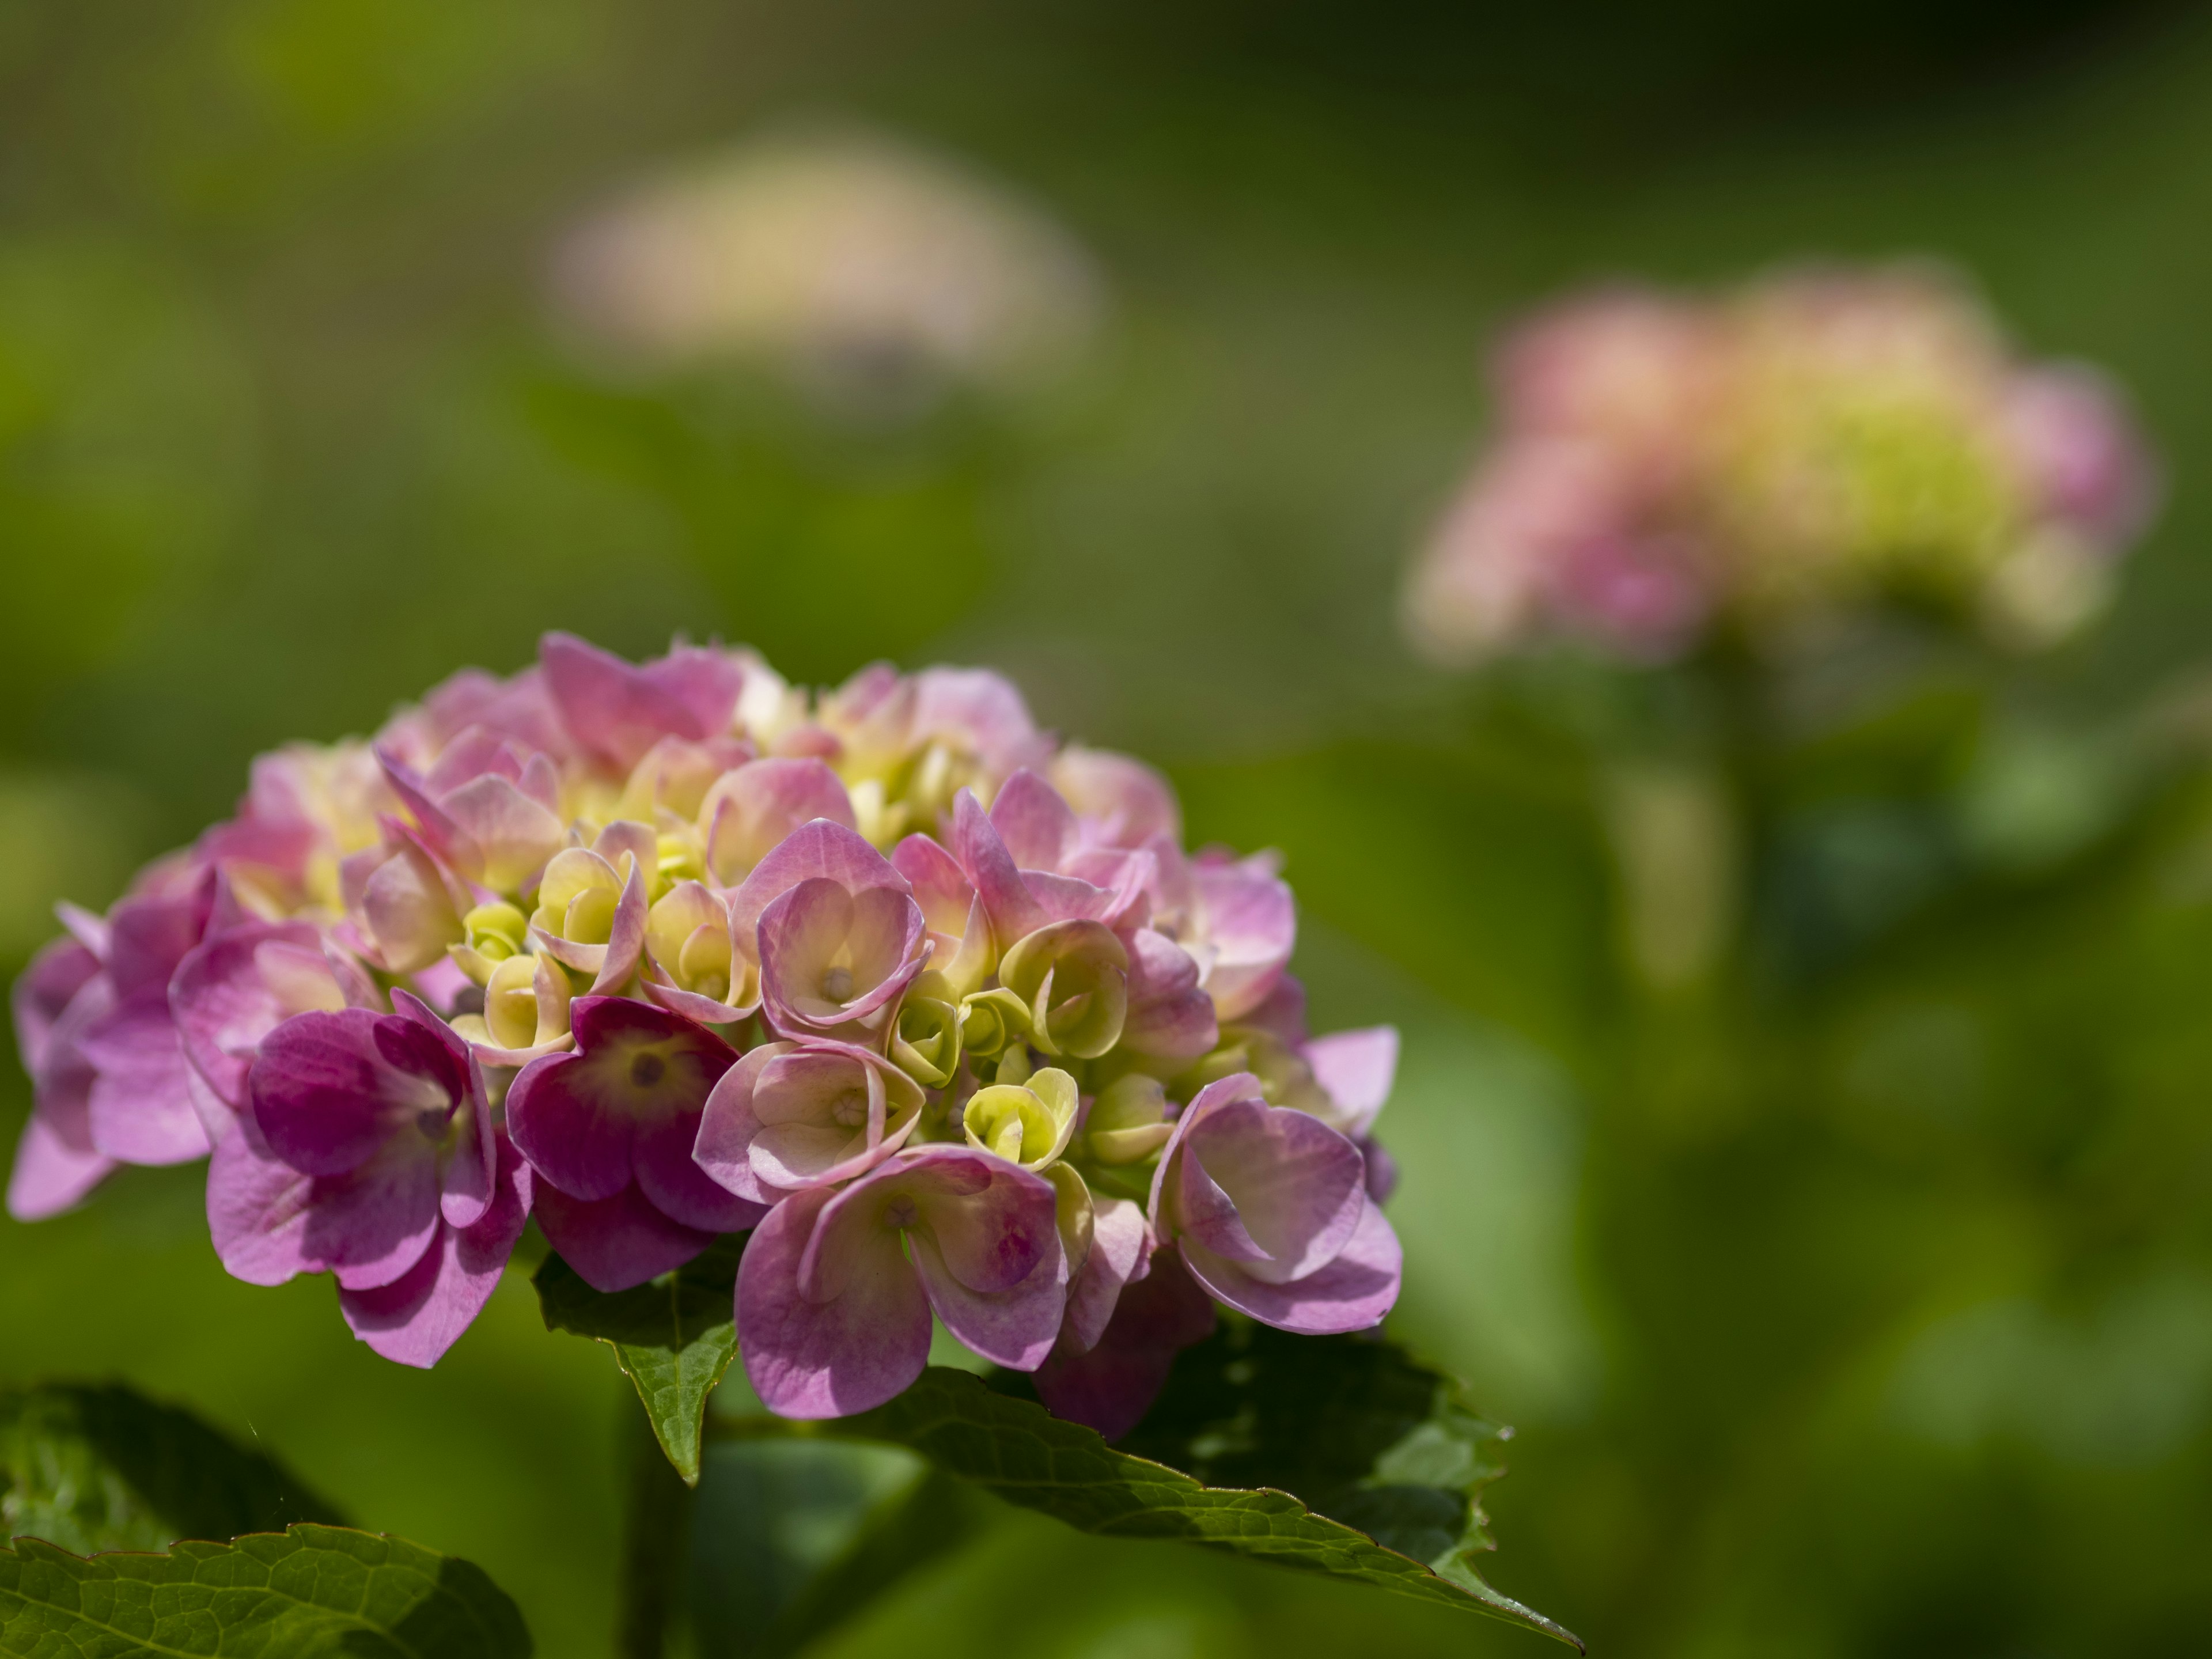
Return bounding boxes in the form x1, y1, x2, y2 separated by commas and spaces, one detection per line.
12, 935, 101, 1076
535, 1179, 715, 1293
1181, 1196, 1401, 1335
80, 990, 210, 1165
1062, 1195, 1154, 1354
1033, 1249, 1216, 1438
341, 1137, 534, 1368
171, 921, 334, 1109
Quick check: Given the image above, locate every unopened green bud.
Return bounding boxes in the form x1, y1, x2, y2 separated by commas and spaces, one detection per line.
1086, 1073, 1173, 1165
963, 1066, 1080, 1171
960, 985, 1033, 1060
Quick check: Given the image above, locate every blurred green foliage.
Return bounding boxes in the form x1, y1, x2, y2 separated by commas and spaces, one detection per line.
6, 1, 2212, 1654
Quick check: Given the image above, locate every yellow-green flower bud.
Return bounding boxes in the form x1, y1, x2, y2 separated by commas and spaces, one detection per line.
484, 950, 573, 1053
891, 979, 962, 1088
963, 1066, 1080, 1171
959, 985, 1033, 1061
1085, 1073, 1173, 1165
998, 919, 1129, 1060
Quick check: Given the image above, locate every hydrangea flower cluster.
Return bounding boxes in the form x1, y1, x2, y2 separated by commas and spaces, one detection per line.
8, 637, 1399, 1433
1403, 264, 2158, 665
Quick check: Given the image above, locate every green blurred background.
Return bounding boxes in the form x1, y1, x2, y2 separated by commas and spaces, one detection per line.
7, 1, 2212, 1653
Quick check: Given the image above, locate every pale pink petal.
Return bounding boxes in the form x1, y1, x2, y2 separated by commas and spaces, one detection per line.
912, 1228, 1065, 1372
987, 770, 1078, 872
1302, 1027, 1399, 1138
1181, 1197, 1401, 1335
728, 819, 910, 947
905, 1148, 1058, 1296
737, 1182, 933, 1419
1119, 929, 1218, 1063
691, 1043, 789, 1204
703, 759, 856, 884
541, 632, 744, 773
1183, 1097, 1365, 1282
6, 1111, 115, 1221
440, 774, 566, 892
1050, 748, 1181, 848
170, 921, 327, 1109
1195, 865, 1295, 1021
889, 834, 976, 938
79, 991, 210, 1165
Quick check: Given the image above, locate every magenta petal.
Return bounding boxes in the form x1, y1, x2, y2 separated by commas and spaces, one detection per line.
316, 1144, 445, 1292
105, 887, 213, 999
541, 632, 744, 772
1033, 1249, 1216, 1438
6, 1111, 115, 1221
170, 920, 325, 1110
12, 935, 101, 1075
536, 1179, 714, 1293
632, 1104, 767, 1233
248, 1010, 418, 1176
506, 1048, 634, 1200
904, 1148, 1056, 1294
1302, 1027, 1400, 1137
341, 1137, 533, 1369
79, 991, 211, 1165
737, 1184, 933, 1420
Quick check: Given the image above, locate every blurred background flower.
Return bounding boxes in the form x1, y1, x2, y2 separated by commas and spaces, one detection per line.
7, 0, 2212, 1654
1404, 264, 2158, 665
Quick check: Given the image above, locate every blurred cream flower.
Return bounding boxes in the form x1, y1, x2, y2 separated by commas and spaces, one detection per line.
548, 128, 1104, 414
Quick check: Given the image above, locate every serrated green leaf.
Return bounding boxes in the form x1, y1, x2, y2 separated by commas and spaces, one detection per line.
769, 1350, 1578, 1650
0, 1382, 344, 1556
0, 1522, 532, 1657
535, 1237, 745, 1486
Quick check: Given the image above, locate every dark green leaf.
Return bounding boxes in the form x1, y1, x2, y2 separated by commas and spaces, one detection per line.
0, 1522, 532, 1657
782, 1354, 1578, 1650
0, 1382, 343, 1556
535, 1237, 744, 1486
689, 1441, 982, 1658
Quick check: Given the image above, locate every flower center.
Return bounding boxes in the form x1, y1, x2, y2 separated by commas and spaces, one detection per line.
821, 965, 855, 1002
883, 1194, 918, 1230
831, 1088, 869, 1128
630, 1051, 666, 1088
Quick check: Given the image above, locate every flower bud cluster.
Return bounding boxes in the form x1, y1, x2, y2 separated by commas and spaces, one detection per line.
9, 635, 1399, 1433
1403, 264, 2159, 665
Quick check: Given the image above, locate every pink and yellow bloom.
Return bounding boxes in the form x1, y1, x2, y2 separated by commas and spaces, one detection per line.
9, 635, 1403, 1427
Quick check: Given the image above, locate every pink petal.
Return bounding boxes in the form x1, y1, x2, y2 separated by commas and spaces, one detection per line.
12, 935, 101, 1076
691, 1043, 788, 1204
1184, 1096, 1366, 1282
534, 1178, 715, 1293
1062, 1195, 1154, 1354
541, 632, 744, 773
1119, 929, 1218, 1063
1050, 748, 1181, 848
440, 774, 566, 893
1180, 1196, 1401, 1335
889, 834, 976, 938
987, 770, 1078, 872
737, 1183, 933, 1419
727, 819, 910, 948
170, 921, 328, 1110
105, 887, 213, 999
757, 881, 926, 1035
703, 759, 856, 884
1032, 1249, 1216, 1439
79, 991, 211, 1165
911, 1226, 1065, 1372
1195, 865, 1296, 1021
341, 1137, 533, 1368
902, 1146, 1058, 1296
6, 1111, 115, 1221
588, 865, 652, 995
1301, 1027, 1399, 1138
248, 1009, 438, 1176
909, 668, 1048, 778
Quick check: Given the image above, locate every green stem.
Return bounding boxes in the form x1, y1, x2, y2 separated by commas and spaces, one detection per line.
617, 1403, 696, 1659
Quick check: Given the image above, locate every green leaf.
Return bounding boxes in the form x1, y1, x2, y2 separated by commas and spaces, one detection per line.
731, 1340, 1578, 1649
0, 1522, 531, 1657
0, 1382, 343, 1556
535, 1237, 745, 1486
689, 1442, 983, 1658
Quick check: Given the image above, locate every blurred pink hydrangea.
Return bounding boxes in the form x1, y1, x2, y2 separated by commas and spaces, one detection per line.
1404, 265, 2158, 665
9, 636, 1399, 1437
